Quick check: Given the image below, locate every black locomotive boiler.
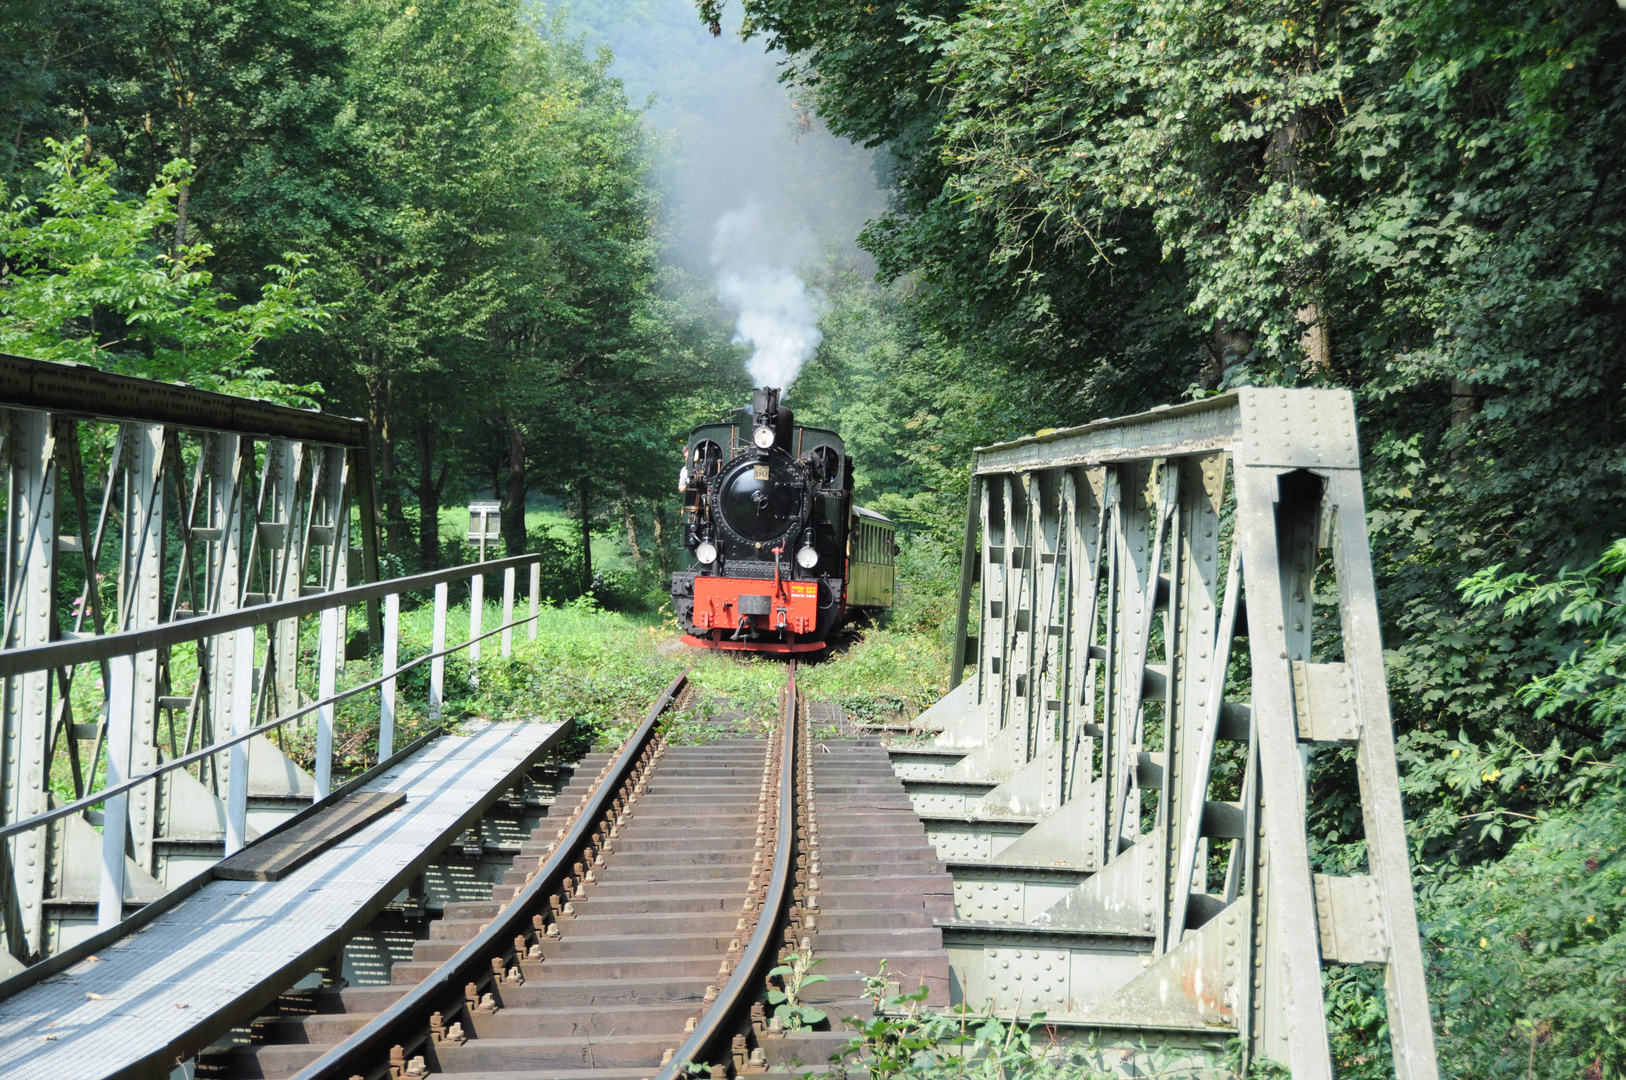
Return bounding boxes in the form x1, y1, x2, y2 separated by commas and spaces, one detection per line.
672, 388, 895, 653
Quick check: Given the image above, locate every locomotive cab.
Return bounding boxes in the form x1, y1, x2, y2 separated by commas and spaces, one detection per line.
672, 387, 892, 653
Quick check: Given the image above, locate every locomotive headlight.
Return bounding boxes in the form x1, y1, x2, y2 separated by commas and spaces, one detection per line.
795, 544, 819, 570
695, 541, 718, 565
752, 424, 775, 449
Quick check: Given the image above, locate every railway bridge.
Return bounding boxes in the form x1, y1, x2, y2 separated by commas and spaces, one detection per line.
0, 353, 1437, 1079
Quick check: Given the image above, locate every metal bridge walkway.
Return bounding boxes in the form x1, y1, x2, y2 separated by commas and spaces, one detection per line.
0, 720, 562, 1080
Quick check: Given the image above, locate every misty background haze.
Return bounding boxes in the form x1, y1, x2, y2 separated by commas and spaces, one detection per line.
560, 0, 883, 393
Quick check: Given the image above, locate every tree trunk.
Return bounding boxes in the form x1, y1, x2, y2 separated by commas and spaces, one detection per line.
621, 490, 642, 569
577, 477, 592, 594
415, 420, 441, 570
502, 416, 526, 556
369, 372, 407, 558
173, 108, 191, 248
1201, 324, 1252, 388
652, 504, 670, 578
1297, 304, 1331, 373
1450, 378, 1477, 427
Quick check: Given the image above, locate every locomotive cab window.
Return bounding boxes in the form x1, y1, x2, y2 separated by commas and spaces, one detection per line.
691, 439, 723, 476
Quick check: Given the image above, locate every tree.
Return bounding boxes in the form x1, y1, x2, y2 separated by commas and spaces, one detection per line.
0, 136, 323, 402
0, 0, 747, 599
702, 0, 1626, 829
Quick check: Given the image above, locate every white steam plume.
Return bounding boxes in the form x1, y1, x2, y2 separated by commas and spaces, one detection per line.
711, 200, 823, 390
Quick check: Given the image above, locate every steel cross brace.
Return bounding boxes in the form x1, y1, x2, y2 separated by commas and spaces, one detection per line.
917, 388, 1437, 1079
0, 355, 378, 969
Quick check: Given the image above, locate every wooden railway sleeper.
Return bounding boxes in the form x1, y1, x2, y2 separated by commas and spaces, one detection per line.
282, 669, 806, 1080
287, 670, 695, 1080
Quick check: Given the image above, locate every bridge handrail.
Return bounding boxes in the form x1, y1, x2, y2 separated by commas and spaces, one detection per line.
0, 567, 542, 843
0, 553, 540, 678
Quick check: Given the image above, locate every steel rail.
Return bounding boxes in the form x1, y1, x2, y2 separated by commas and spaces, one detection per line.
0, 602, 547, 842
656, 661, 798, 1080
290, 666, 694, 1080
0, 553, 541, 678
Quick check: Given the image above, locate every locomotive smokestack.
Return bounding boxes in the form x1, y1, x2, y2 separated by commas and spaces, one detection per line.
751, 387, 778, 420
749, 387, 793, 451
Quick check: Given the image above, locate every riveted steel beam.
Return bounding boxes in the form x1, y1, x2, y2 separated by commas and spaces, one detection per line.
0, 353, 379, 967
912, 387, 1437, 1079
0, 353, 366, 447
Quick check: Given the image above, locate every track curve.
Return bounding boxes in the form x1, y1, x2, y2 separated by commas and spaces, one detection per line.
283, 664, 800, 1080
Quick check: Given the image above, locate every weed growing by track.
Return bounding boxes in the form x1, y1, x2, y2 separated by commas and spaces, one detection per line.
283, 596, 683, 773
824, 966, 1210, 1080
799, 629, 949, 737
268, 595, 948, 785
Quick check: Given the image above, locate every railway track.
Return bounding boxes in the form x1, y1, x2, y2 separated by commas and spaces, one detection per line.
181, 665, 952, 1080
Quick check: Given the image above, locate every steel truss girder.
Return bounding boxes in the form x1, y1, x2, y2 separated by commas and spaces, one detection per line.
924, 388, 1437, 1080
0, 354, 379, 967
2, 410, 56, 962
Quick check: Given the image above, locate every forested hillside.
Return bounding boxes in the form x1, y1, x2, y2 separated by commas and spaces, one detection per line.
699, 0, 1626, 1074
0, 0, 749, 595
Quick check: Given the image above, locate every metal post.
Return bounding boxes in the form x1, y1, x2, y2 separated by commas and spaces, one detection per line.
119, 424, 164, 876
266, 441, 304, 721
1323, 468, 1441, 1079
469, 571, 483, 669
2, 408, 56, 961
98, 654, 136, 930
330, 451, 351, 677
430, 582, 446, 720
1233, 466, 1331, 1077
501, 566, 515, 657
204, 434, 244, 802
380, 592, 398, 760
949, 476, 982, 689
528, 562, 540, 640
314, 606, 338, 800
352, 445, 384, 651
224, 626, 253, 855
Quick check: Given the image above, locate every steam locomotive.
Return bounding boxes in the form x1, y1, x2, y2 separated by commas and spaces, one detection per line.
672, 388, 895, 653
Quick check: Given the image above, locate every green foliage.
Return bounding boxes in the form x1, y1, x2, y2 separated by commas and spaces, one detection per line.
464, 597, 682, 734
801, 627, 949, 724
768, 946, 828, 1030
271, 595, 682, 777
706, 0, 1626, 809
0, 137, 324, 402
1396, 540, 1626, 867
1462, 539, 1626, 743
0, 0, 734, 581
1417, 792, 1626, 1079
1346, 543, 1626, 1078
826, 963, 1211, 1079
699, 0, 1626, 1067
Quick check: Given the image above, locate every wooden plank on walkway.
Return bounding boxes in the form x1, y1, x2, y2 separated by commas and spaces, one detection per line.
213, 791, 407, 881
0, 720, 562, 1080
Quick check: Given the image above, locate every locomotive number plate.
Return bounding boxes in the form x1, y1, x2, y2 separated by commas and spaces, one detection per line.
753, 465, 770, 480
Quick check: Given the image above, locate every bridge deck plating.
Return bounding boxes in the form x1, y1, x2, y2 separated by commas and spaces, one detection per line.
0, 721, 561, 1080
